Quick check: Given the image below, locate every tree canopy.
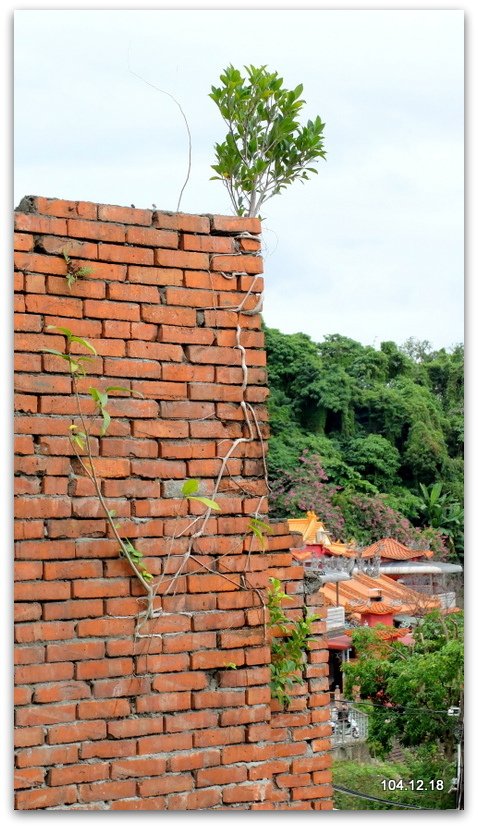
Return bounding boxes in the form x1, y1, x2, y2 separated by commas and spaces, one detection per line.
265, 328, 464, 559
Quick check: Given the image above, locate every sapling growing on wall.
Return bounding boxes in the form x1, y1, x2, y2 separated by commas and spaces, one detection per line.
210, 64, 326, 217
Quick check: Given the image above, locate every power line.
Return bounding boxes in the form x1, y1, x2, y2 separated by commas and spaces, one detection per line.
333, 784, 435, 810
339, 698, 458, 715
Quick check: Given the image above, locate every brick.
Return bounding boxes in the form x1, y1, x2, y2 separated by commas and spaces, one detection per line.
169, 749, 220, 772
189, 382, 243, 401
14, 435, 35, 454
291, 784, 333, 801
141, 304, 196, 325
219, 666, 270, 688
130, 457, 186, 477
126, 225, 178, 247
184, 270, 239, 292
80, 739, 136, 760
91, 677, 152, 698
37, 234, 97, 259
108, 718, 164, 739
110, 797, 166, 810
84, 299, 139, 321
67, 217, 126, 242
99, 242, 153, 265
14, 251, 67, 275
138, 774, 193, 798
211, 214, 261, 234
15, 539, 75, 561
72, 578, 129, 599
187, 574, 240, 594
126, 340, 184, 361
14, 232, 34, 251
14, 767, 45, 789
153, 211, 210, 233
168, 790, 222, 810
152, 671, 207, 692
16, 785, 77, 810
76, 657, 133, 680
46, 274, 106, 300
186, 345, 241, 365
192, 689, 246, 709
47, 518, 106, 538
211, 253, 263, 273
108, 282, 160, 303
15, 743, 79, 768
98, 203, 152, 225
15, 497, 71, 520
239, 237, 261, 252
193, 726, 245, 748
14, 726, 44, 748
182, 233, 234, 253
14, 580, 70, 602
79, 779, 136, 803
16, 702, 76, 727
33, 681, 91, 703
158, 325, 214, 345
48, 720, 107, 745
25, 293, 83, 317
14, 561, 43, 581
135, 653, 188, 674
77, 699, 131, 719
223, 783, 271, 803
248, 759, 290, 780
104, 358, 161, 379
190, 648, 245, 671
111, 757, 167, 779
49, 763, 109, 786
137, 732, 192, 755
197, 765, 247, 787
129, 265, 183, 286
24, 272, 46, 293
14, 602, 42, 623
42, 599, 103, 621
163, 711, 217, 733
15, 661, 74, 685
136, 692, 191, 713
46, 640, 105, 662
164, 286, 213, 307
14, 643, 45, 665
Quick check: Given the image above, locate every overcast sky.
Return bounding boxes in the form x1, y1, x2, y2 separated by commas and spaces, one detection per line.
14, 9, 464, 351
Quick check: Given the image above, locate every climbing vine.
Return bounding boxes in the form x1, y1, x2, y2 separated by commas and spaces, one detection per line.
41, 232, 317, 705
267, 577, 319, 709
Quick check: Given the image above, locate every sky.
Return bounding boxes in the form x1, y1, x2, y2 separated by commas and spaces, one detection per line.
14, 9, 464, 350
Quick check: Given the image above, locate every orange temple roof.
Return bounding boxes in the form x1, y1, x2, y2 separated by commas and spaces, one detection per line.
321, 572, 441, 616
361, 537, 434, 560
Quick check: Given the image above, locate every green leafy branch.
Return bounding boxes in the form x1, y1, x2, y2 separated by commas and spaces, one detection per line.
210, 64, 326, 217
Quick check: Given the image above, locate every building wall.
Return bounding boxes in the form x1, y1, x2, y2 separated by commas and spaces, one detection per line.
14, 196, 332, 810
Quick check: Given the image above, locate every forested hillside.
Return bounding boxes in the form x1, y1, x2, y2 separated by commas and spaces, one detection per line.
265, 328, 464, 561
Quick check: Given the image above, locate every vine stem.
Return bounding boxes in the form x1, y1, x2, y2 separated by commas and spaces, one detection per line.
69, 369, 156, 630
127, 44, 192, 212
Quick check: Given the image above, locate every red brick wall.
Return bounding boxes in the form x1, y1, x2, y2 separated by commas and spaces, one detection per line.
14, 196, 332, 811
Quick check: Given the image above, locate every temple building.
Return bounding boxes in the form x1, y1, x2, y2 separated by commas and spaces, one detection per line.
288, 511, 462, 692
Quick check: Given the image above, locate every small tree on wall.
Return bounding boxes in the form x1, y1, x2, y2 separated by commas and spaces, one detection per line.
210, 64, 326, 217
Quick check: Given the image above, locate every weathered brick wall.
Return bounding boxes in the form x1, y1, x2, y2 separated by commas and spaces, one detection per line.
13, 196, 332, 811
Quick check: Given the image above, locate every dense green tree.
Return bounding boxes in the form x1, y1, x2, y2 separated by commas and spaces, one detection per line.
265, 326, 464, 559
342, 613, 464, 760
